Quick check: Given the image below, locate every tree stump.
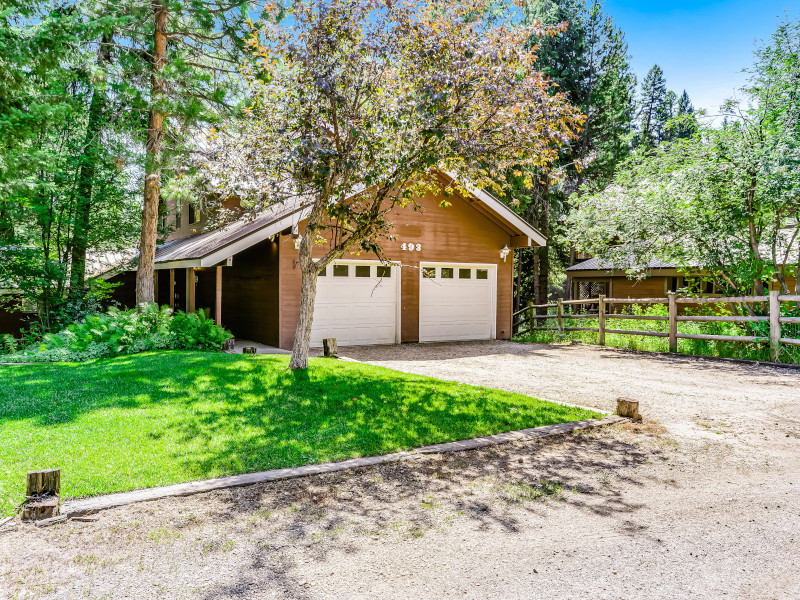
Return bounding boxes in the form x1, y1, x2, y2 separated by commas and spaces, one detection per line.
242, 346, 257, 355
323, 338, 338, 357
22, 469, 60, 521
223, 338, 235, 352
616, 398, 641, 421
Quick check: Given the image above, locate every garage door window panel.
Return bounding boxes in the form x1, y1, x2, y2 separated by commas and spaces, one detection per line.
459, 268, 471, 279
333, 265, 349, 277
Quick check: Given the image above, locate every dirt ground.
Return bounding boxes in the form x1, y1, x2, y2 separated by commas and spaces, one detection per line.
2, 341, 799, 600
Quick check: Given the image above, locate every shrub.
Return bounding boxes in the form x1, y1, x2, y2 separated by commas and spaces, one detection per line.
0, 334, 16, 354
0, 303, 232, 363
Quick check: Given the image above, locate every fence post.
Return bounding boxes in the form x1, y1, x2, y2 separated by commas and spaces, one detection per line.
598, 295, 606, 346
528, 301, 535, 332
769, 290, 781, 362
557, 299, 564, 334
668, 292, 678, 353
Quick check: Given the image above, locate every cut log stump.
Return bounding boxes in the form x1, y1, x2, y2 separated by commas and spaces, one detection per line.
323, 338, 338, 357
23, 469, 60, 521
223, 338, 235, 352
616, 398, 641, 421
242, 346, 257, 355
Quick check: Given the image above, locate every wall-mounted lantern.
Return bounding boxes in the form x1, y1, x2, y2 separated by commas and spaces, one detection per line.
500, 245, 510, 262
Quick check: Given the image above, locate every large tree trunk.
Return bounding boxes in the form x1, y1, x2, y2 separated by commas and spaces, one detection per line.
70, 36, 112, 292
136, 1, 167, 306
69, 87, 103, 291
0, 204, 12, 242
535, 202, 550, 308
289, 231, 319, 370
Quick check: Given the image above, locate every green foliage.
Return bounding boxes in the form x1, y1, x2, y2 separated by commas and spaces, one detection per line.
0, 352, 600, 515
504, 0, 637, 305
0, 304, 232, 363
0, 334, 16, 354
570, 16, 799, 298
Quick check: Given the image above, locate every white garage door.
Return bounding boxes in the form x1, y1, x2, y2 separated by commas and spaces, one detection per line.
310, 261, 399, 348
419, 264, 496, 342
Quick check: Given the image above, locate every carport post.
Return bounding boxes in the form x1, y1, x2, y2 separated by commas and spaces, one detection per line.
186, 267, 196, 313
668, 293, 678, 353
598, 295, 606, 346
169, 269, 175, 310
215, 266, 222, 326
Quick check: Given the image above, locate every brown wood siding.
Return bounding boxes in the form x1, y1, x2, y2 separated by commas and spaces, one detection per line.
610, 276, 667, 299
278, 189, 517, 349
222, 238, 280, 346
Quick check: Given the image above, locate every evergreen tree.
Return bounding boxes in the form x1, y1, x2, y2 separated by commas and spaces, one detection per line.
637, 64, 668, 148
71, 0, 263, 305
508, 0, 636, 307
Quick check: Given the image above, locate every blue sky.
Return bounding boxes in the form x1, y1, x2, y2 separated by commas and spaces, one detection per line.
602, 1, 798, 114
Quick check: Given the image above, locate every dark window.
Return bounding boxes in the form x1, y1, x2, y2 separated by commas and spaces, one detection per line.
459, 268, 471, 279
476, 269, 488, 280
333, 265, 349, 277
422, 267, 435, 278
188, 204, 198, 224
355, 265, 370, 278
377, 266, 391, 278
318, 267, 326, 276
441, 267, 454, 279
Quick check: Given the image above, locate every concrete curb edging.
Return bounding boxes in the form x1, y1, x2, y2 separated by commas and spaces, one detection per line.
60, 414, 626, 518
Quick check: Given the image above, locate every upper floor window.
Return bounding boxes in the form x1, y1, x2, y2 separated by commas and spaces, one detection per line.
188, 203, 198, 225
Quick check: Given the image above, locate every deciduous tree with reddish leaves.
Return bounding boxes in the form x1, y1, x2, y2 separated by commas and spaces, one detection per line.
202, 0, 584, 369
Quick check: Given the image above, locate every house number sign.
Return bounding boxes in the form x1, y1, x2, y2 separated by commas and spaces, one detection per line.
400, 242, 422, 251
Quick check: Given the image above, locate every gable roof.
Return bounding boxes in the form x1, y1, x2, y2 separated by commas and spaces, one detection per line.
148, 175, 544, 270
566, 257, 676, 273
153, 199, 309, 269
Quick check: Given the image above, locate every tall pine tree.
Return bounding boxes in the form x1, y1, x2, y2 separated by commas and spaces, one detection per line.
636, 64, 668, 148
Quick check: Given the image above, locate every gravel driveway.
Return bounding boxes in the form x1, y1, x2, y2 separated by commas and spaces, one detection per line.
2, 342, 799, 599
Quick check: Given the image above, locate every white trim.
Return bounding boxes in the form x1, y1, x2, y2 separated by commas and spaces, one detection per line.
418, 261, 497, 343
443, 171, 546, 246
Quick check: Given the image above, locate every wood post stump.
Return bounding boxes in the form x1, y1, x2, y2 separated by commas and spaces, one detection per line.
22, 469, 60, 521
223, 338, 235, 352
616, 398, 641, 421
242, 346, 257, 355
323, 338, 338, 357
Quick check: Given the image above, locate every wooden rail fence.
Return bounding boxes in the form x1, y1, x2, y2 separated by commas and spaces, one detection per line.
512, 291, 800, 363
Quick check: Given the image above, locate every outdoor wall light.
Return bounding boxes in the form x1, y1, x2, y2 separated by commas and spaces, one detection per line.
291, 223, 302, 249
500, 245, 510, 261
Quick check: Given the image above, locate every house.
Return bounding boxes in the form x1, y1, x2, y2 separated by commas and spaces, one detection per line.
567, 257, 798, 301
107, 172, 544, 350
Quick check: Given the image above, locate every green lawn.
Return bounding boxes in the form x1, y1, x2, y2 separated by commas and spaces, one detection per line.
0, 351, 599, 515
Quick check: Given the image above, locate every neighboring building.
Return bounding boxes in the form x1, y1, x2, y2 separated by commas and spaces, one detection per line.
107, 172, 543, 350
567, 257, 798, 301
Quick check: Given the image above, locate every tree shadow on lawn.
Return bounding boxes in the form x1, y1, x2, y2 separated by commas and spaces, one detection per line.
0, 351, 598, 509
192, 427, 664, 599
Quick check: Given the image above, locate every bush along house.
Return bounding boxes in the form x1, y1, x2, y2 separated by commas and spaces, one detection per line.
107, 172, 544, 350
